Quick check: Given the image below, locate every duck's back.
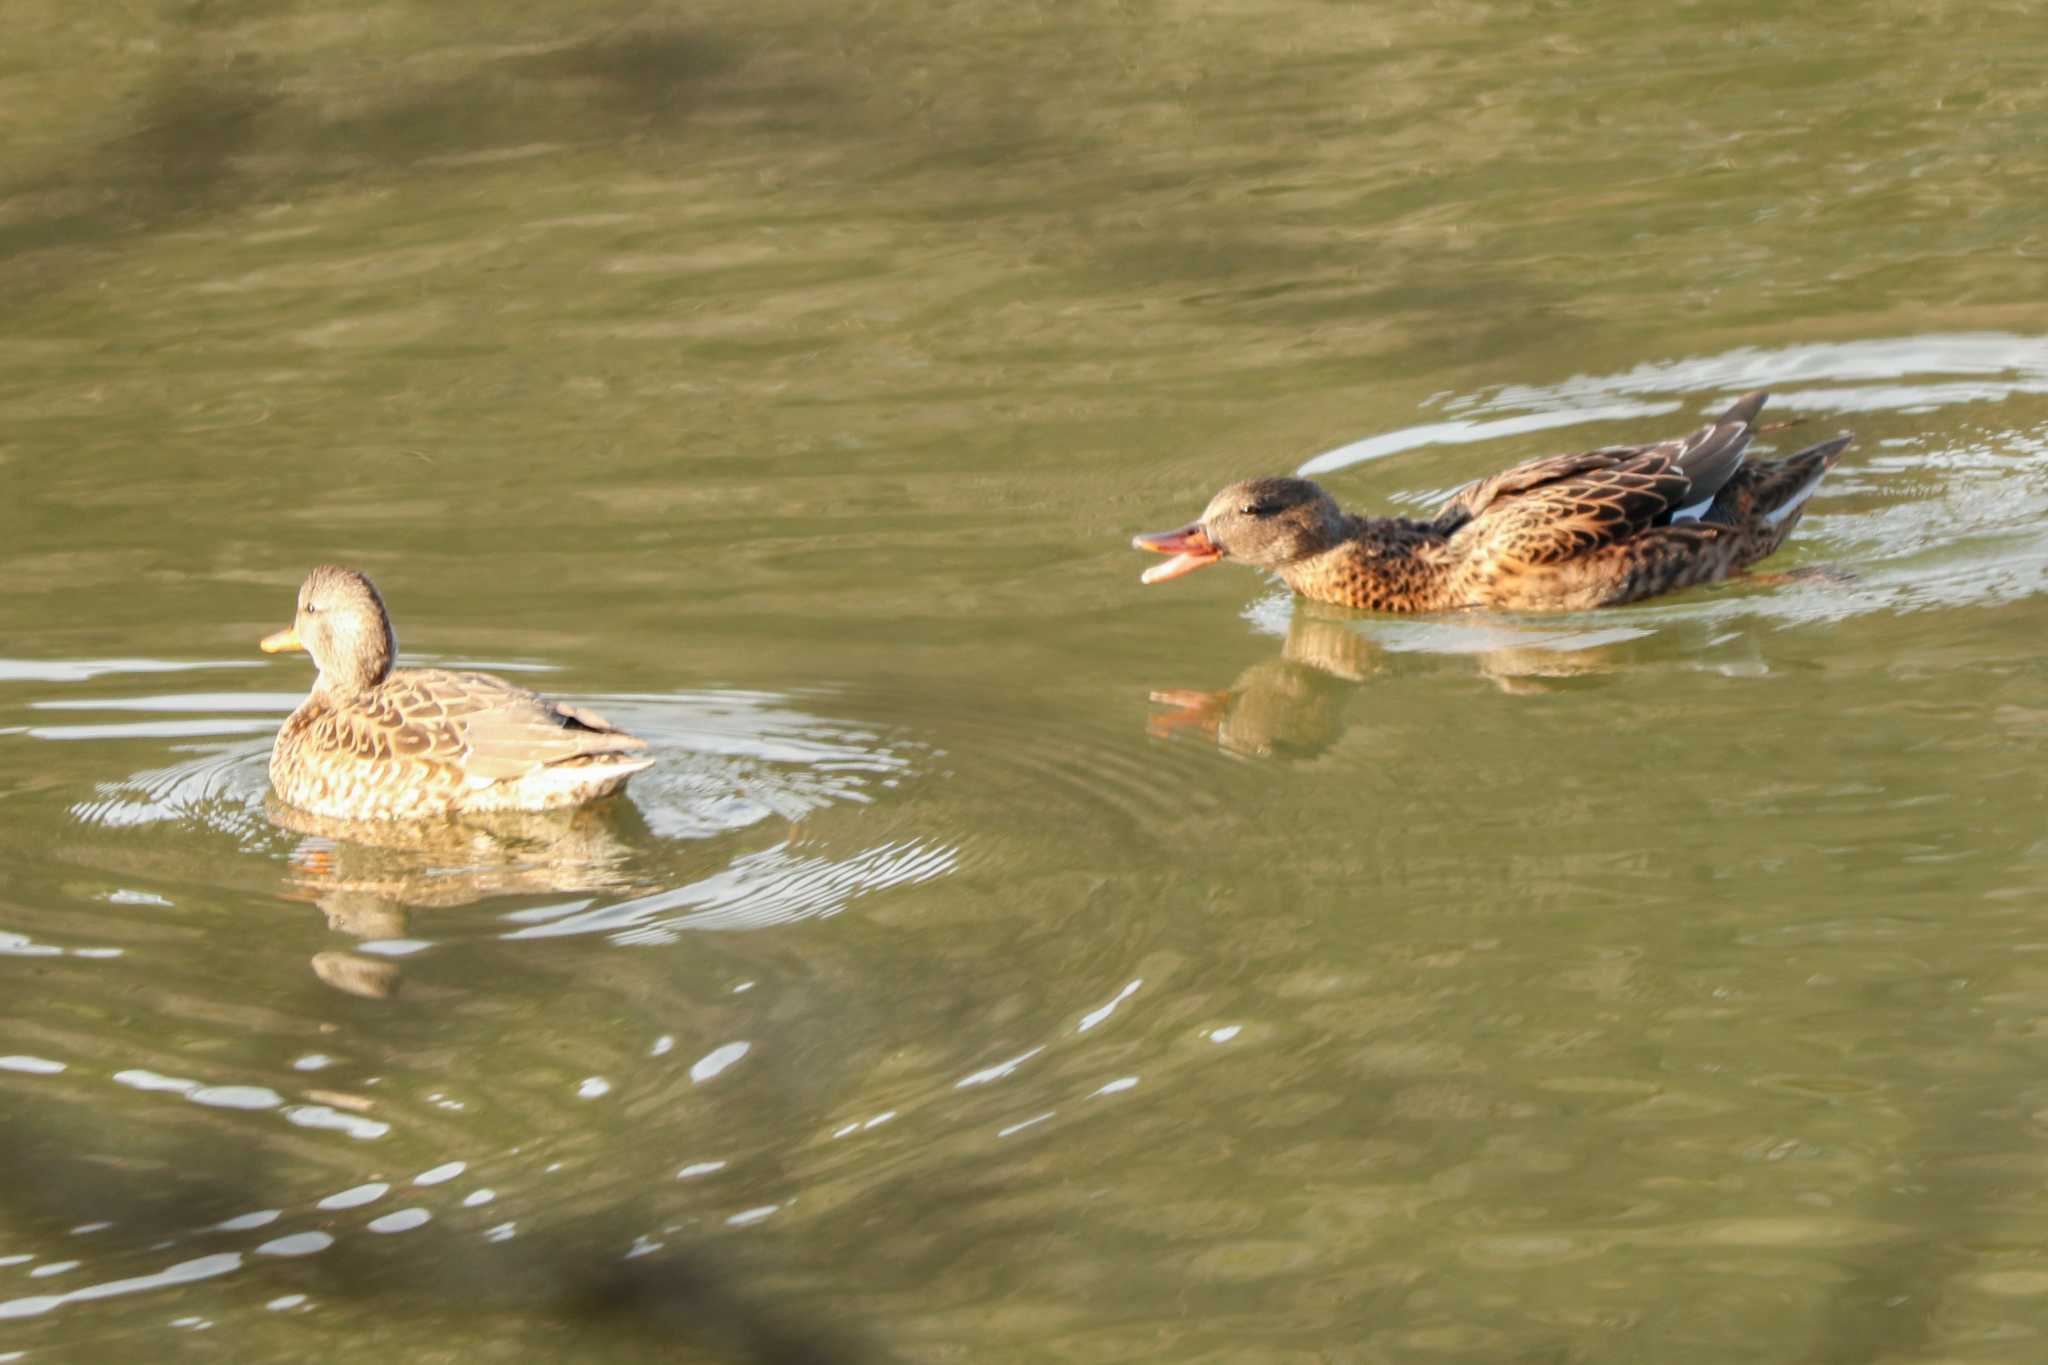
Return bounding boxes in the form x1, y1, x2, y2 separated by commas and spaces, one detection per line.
271, 668, 651, 820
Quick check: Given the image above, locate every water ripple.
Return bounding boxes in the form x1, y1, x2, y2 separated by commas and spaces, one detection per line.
45, 680, 931, 862
501, 835, 958, 941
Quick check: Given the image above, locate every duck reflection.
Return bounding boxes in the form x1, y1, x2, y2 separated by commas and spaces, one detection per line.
268, 797, 649, 998
1148, 613, 1373, 760
1147, 609, 1621, 758
269, 792, 956, 996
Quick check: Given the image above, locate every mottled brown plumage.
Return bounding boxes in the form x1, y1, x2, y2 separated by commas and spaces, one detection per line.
1133, 391, 1850, 612
261, 566, 653, 820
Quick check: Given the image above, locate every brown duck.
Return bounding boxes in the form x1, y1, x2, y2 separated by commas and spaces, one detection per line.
1133, 391, 1850, 612
260, 566, 653, 820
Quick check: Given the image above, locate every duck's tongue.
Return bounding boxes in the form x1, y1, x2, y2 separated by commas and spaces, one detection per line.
1132, 522, 1221, 584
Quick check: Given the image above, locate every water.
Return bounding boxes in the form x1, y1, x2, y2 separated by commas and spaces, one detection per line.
5, 2, 2048, 1360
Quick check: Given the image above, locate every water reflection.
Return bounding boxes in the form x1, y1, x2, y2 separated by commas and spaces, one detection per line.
267, 798, 648, 998
272, 794, 955, 992
269, 798, 644, 912
1148, 606, 1635, 757
1147, 611, 1371, 759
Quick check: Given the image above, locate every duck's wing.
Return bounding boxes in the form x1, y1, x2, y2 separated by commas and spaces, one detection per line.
1450, 450, 1718, 567
1433, 445, 1649, 531
1431, 392, 1768, 564
362, 670, 648, 784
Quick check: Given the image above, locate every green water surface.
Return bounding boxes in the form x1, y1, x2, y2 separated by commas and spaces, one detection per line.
5, 2, 2048, 1361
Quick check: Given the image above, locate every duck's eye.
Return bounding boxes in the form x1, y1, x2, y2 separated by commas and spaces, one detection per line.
302, 602, 319, 615
1241, 501, 1281, 518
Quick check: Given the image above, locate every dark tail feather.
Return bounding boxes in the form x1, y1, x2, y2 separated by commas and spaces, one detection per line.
1673, 390, 1771, 504
1717, 390, 1771, 430
1792, 433, 1853, 467
1705, 432, 1852, 531
1752, 434, 1852, 513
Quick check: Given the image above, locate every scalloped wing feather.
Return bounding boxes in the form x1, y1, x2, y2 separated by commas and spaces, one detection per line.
304, 671, 645, 783
270, 669, 654, 819
1435, 393, 1764, 536
1456, 451, 1700, 567
1435, 446, 1648, 529
392, 669, 645, 783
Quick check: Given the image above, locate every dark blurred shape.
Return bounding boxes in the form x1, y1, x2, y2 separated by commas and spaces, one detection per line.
120, 73, 277, 208
0, 1104, 882, 1362
510, 27, 749, 124
557, 1249, 885, 1365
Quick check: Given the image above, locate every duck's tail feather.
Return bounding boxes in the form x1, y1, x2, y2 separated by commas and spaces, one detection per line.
1708, 433, 1851, 526
1670, 390, 1770, 509
1702, 432, 1852, 565
1757, 435, 1851, 527
1716, 389, 1771, 431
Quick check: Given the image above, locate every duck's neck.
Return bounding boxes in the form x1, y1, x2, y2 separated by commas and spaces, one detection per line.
311, 622, 396, 700
1277, 514, 1452, 610
1319, 512, 1442, 557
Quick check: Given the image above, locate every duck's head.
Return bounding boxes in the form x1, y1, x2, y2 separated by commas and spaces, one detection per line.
1132, 477, 1344, 583
260, 565, 397, 695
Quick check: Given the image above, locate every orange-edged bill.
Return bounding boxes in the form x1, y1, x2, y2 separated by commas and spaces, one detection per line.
1131, 522, 1222, 584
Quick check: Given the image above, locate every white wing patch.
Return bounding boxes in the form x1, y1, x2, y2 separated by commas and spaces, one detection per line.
532, 758, 656, 792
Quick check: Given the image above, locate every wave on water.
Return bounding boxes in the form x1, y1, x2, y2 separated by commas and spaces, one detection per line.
500, 835, 958, 941
588, 689, 923, 839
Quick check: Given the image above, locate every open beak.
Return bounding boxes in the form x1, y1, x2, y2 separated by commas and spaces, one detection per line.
1131, 521, 1222, 584
260, 626, 305, 654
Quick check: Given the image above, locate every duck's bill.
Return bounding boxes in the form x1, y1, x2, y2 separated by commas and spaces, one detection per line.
260, 627, 305, 654
1132, 523, 1222, 584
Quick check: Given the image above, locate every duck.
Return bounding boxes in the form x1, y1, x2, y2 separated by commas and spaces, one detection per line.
260, 566, 653, 820
1132, 391, 1851, 613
